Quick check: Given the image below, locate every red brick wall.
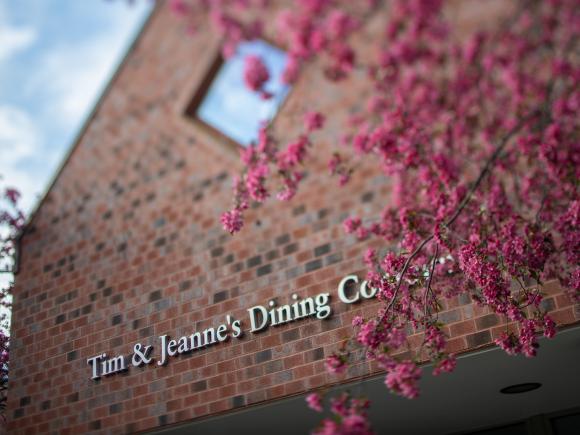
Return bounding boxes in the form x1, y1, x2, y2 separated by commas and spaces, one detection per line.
7, 2, 579, 434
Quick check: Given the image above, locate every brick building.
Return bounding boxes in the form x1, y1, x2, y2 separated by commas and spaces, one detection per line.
6, 1, 580, 434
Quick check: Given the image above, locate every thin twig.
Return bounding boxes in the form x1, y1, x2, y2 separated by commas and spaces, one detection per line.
425, 244, 439, 317
445, 114, 535, 228
378, 111, 537, 326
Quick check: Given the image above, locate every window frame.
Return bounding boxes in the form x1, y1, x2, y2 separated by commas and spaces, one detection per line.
183, 39, 293, 152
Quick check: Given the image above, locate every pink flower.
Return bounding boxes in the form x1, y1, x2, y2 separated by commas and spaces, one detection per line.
353, 131, 371, 154
328, 153, 341, 174
243, 55, 270, 95
4, 188, 20, 205
352, 316, 363, 327
245, 164, 269, 202
306, 392, 323, 412
567, 268, 580, 301
315, 393, 373, 434
343, 217, 362, 234
328, 153, 352, 186
542, 315, 556, 339
338, 173, 350, 186
519, 320, 539, 358
342, 413, 372, 434
305, 111, 325, 132
326, 9, 357, 39
240, 145, 257, 166
277, 171, 302, 201
433, 355, 457, 376
220, 209, 244, 234
424, 325, 446, 353
495, 332, 521, 356
282, 56, 301, 84
206, 0, 578, 421
325, 354, 347, 375
385, 327, 406, 349
330, 394, 349, 417
363, 248, 376, 268
385, 360, 421, 399
314, 419, 341, 435
169, 0, 189, 16
381, 252, 404, 275
357, 320, 383, 349
278, 136, 309, 169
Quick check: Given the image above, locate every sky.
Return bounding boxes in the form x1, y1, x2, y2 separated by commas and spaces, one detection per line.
0, 0, 288, 301
197, 39, 289, 145
0, 0, 152, 214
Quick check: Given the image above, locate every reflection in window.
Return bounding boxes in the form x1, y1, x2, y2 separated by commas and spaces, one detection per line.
551, 411, 580, 435
194, 40, 290, 146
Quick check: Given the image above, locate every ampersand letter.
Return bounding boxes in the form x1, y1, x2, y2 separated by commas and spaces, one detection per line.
132, 343, 153, 367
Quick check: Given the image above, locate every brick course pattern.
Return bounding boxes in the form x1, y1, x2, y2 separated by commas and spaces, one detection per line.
7, 2, 580, 434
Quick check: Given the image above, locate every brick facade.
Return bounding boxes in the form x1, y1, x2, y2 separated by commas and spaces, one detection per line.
7, 2, 580, 434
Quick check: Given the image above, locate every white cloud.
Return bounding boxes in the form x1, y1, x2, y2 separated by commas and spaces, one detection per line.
0, 105, 38, 164
0, 1, 151, 214
0, 25, 36, 61
28, 5, 149, 128
0, 105, 42, 212
38, 39, 118, 125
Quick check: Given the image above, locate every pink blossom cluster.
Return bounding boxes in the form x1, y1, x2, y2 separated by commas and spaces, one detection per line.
274, 2, 363, 84
305, 111, 325, 132
0, 184, 22, 406
169, 0, 264, 48
384, 360, 421, 399
0, 185, 24, 261
220, 209, 244, 235
328, 152, 352, 186
221, 112, 326, 233
168, 0, 580, 431
310, 393, 373, 435
325, 354, 347, 375
169, 0, 188, 17
433, 355, 457, 376
494, 314, 557, 358
243, 55, 272, 99
306, 392, 323, 412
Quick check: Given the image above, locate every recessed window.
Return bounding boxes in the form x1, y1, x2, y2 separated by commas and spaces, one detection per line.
187, 39, 290, 146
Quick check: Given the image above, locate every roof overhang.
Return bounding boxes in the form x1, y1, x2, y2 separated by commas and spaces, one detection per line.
151, 325, 580, 434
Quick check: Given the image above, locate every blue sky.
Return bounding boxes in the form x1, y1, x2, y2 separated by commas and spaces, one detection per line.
197, 40, 289, 145
0, 0, 152, 213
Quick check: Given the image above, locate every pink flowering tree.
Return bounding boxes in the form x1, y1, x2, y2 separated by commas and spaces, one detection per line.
170, 0, 579, 432
0, 183, 24, 418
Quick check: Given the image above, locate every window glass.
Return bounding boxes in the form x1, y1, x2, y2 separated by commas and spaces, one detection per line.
551, 412, 580, 435
195, 39, 290, 146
